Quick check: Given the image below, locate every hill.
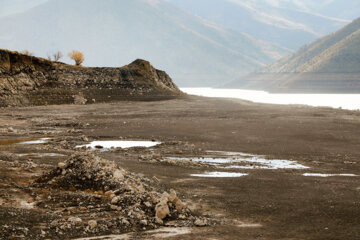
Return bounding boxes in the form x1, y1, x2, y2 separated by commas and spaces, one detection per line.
0, 0, 290, 87
227, 18, 360, 93
0, 48, 182, 107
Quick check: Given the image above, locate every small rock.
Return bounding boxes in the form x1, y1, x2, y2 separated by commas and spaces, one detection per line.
176, 200, 185, 211
88, 220, 97, 229
159, 192, 170, 203
50, 220, 58, 228
155, 217, 163, 225
73, 94, 87, 105
140, 220, 148, 226
68, 217, 82, 223
7, 127, 16, 133
58, 162, 67, 170
137, 184, 145, 193
81, 136, 89, 142
169, 189, 177, 203
105, 190, 114, 198
144, 201, 152, 207
110, 205, 122, 211
122, 219, 130, 225
113, 170, 124, 181
111, 196, 120, 205
165, 220, 178, 227
194, 218, 208, 227
155, 202, 170, 219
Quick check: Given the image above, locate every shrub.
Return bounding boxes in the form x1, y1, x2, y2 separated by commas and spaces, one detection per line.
21, 50, 33, 56
68, 50, 84, 66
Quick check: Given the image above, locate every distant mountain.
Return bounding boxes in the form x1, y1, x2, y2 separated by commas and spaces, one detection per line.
227, 18, 360, 93
0, 0, 290, 87
282, 0, 360, 21
168, 0, 351, 50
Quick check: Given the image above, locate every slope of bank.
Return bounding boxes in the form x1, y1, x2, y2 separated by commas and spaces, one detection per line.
0, 49, 182, 107
226, 18, 360, 93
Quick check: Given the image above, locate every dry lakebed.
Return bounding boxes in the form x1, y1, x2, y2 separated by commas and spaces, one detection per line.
0, 96, 359, 240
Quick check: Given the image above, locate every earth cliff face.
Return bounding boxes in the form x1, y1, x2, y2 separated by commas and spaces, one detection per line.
0, 49, 182, 107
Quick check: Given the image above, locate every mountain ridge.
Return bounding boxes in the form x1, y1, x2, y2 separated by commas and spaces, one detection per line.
226, 18, 360, 93
261, 18, 360, 73
168, 0, 351, 50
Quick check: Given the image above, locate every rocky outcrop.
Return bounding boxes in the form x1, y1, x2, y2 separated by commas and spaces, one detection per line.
33, 153, 199, 235
0, 49, 182, 107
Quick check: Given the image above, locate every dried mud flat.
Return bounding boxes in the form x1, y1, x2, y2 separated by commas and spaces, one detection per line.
0, 96, 359, 240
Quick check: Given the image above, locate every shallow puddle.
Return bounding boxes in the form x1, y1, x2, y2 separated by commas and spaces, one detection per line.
76, 140, 161, 151
236, 222, 263, 228
0, 137, 51, 146
168, 157, 233, 165
206, 151, 257, 157
168, 152, 309, 170
17, 153, 66, 158
17, 138, 51, 145
191, 172, 248, 178
224, 158, 309, 170
303, 173, 358, 177
73, 227, 192, 240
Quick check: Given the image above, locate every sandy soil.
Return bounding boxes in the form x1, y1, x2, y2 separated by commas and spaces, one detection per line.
0, 96, 359, 239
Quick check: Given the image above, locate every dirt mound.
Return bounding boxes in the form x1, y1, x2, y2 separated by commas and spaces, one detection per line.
0, 48, 183, 107
33, 153, 207, 237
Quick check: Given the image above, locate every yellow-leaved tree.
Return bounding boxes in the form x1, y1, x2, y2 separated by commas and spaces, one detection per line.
68, 50, 84, 66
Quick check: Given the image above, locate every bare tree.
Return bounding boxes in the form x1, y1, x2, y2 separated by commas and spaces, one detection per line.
53, 51, 63, 62
68, 50, 84, 66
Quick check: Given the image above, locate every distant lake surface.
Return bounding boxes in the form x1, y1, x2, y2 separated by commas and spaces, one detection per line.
181, 88, 360, 110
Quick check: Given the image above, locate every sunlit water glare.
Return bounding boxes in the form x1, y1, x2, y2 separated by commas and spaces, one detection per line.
182, 88, 360, 110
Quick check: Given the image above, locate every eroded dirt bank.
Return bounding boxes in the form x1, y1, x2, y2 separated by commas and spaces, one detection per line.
0, 96, 359, 239
0, 49, 183, 107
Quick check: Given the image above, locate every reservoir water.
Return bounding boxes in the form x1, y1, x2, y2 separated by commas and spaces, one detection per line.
182, 88, 360, 110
